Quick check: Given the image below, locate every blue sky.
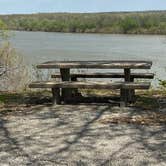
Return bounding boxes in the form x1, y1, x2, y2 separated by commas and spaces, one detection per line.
0, 0, 166, 14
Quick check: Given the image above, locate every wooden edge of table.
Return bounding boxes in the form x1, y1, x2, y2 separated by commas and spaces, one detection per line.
36, 61, 152, 69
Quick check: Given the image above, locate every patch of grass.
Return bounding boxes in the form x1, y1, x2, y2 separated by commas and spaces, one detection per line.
133, 89, 166, 109
134, 95, 158, 110
0, 90, 51, 105
139, 89, 166, 97
0, 95, 6, 103
82, 89, 165, 109
0, 93, 22, 103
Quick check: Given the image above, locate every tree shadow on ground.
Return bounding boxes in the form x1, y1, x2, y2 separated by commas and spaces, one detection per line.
0, 102, 165, 165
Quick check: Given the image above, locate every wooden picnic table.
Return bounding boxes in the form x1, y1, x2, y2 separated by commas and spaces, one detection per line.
37, 61, 152, 82
36, 60, 152, 104
37, 60, 152, 82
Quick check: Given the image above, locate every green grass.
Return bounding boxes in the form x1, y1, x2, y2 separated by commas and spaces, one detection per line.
0, 90, 51, 105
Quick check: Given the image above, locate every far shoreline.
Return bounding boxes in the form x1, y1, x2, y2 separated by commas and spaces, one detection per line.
1, 11, 166, 35
10, 30, 166, 36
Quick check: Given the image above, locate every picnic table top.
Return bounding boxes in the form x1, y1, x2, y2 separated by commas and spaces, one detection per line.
37, 60, 152, 69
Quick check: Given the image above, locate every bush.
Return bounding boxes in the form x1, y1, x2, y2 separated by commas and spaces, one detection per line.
0, 42, 29, 91
120, 17, 139, 33
159, 79, 166, 89
0, 20, 29, 92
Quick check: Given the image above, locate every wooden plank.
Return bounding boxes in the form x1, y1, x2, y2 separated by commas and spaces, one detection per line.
122, 82, 151, 89
51, 73, 154, 79
29, 81, 150, 90
29, 81, 123, 89
37, 60, 152, 69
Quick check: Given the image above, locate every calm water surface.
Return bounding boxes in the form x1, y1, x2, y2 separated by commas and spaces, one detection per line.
10, 31, 166, 86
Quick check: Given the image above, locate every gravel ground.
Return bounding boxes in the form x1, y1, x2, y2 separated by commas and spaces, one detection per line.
0, 104, 165, 166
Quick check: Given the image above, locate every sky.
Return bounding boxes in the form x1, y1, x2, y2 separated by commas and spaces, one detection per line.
0, 0, 166, 14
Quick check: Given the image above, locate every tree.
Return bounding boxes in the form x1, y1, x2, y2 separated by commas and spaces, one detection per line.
120, 17, 139, 33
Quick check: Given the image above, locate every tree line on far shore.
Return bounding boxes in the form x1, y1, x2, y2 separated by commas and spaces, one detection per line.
0, 11, 166, 34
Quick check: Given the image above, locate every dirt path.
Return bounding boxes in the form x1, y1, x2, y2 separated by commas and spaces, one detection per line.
0, 105, 165, 165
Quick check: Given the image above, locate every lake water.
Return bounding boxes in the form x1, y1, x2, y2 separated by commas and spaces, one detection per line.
9, 31, 166, 86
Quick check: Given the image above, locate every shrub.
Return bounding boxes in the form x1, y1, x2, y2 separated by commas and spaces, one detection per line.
120, 17, 139, 33
0, 20, 29, 92
0, 42, 29, 91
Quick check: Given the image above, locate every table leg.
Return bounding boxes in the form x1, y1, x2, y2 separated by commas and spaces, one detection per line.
52, 88, 61, 104
60, 68, 72, 103
130, 77, 135, 103
120, 88, 127, 107
124, 68, 131, 105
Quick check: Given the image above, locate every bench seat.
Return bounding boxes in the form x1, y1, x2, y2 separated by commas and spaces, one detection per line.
29, 81, 150, 89
51, 72, 154, 79
29, 81, 122, 89
29, 81, 150, 105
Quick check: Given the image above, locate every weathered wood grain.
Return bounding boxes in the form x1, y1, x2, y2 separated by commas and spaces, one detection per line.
51, 72, 154, 79
29, 81, 122, 89
122, 82, 151, 89
29, 81, 150, 89
37, 60, 152, 69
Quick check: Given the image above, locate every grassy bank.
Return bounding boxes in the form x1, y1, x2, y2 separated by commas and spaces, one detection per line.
1, 11, 166, 34
0, 88, 165, 110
